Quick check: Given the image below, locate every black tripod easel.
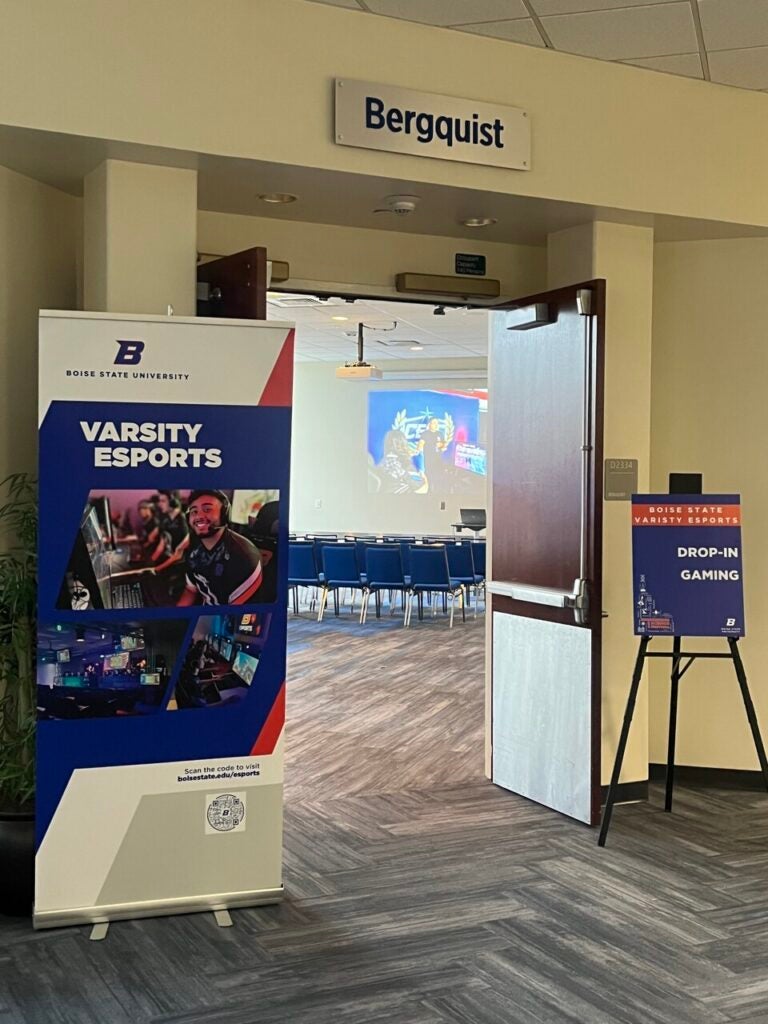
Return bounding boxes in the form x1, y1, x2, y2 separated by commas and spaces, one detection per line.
599, 635, 768, 846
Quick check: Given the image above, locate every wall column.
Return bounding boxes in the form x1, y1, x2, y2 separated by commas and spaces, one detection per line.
84, 160, 197, 315
548, 221, 655, 784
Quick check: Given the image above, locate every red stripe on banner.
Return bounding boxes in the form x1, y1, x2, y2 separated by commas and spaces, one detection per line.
632, 503, 741, 526
259, 330, 294, 406
250, 682, 285, 755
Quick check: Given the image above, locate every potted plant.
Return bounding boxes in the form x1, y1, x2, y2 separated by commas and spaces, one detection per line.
0, 473, 36, 916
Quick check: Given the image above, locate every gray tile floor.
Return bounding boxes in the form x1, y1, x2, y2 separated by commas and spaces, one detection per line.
2, 610, 768, 1023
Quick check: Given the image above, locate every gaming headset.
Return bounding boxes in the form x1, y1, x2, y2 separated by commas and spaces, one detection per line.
186, 489, 231, 526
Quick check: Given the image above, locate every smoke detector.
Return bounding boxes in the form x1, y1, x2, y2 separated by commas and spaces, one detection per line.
373, 194, 421, 216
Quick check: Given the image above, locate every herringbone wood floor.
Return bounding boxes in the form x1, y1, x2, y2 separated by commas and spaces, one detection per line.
2, 608, 768, 1023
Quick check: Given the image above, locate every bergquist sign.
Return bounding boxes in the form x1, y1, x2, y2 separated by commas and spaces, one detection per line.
335, 79, 530, 171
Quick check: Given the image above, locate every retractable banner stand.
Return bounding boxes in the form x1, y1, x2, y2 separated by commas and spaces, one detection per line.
35, 311, 294, 929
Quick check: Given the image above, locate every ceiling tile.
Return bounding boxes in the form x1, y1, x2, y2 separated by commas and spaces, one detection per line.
621, 52, 704, 78
532, 0, 681, 13
541, 2, 697, 60
458, 18, 545, 46
698, 0, 768, 52
709, 45, 768, 89
363, 0, 528, 28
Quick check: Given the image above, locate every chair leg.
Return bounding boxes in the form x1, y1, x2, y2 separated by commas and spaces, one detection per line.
318, 587, 328, 622
360, 590, 368, 624
461, 588, 466, 623
449, 592, 455, 629
333, 589, 339, 616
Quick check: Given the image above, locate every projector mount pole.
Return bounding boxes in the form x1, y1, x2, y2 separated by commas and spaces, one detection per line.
354, 321, 397, 366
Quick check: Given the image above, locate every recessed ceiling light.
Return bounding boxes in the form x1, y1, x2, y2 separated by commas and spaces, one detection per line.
461, 217, 497, 228
258, 192, 298, 204
410, 345, 424, 351
331, 315, 349, 321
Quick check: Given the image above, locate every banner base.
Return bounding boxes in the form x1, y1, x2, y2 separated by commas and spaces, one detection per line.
33, 884, 284, 930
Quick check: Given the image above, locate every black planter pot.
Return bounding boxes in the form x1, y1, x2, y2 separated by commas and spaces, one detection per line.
0, 807, 34, 916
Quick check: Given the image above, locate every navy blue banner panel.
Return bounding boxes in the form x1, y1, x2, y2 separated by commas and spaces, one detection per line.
632, 494, 744, 638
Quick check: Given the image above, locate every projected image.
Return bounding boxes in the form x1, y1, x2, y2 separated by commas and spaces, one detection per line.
368, 390, 487, 495
37, 620, 187, 719
57, 488, 280, 611
166, 612, 271, 710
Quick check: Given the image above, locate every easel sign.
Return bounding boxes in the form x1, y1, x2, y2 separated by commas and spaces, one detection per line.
632, 494, 744, 638
599, 492, 768, 846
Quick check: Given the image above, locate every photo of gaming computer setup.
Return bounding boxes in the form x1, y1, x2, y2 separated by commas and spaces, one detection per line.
167, 612, 271, 711
57, 489, 280, 610
36, 621, 187, 719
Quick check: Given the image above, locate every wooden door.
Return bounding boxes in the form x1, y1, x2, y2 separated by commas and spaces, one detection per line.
196, 247, 268, 319
487, 281, 604, 825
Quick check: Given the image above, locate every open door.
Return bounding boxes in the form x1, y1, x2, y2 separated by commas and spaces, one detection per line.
487, 281, 604, 825
196, 246, 269, 319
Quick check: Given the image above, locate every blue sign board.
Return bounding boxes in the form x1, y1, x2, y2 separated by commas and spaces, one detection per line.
632, 493, 744, 637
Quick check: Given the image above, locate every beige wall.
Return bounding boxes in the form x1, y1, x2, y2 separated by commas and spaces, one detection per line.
292, 360, 487, 536
548, 222, 655, 785
650, 238, 768, 769
197, 211, 545, 298
0, 164, 79, 483
1, 0, 768, 228
85, 161, 197, 315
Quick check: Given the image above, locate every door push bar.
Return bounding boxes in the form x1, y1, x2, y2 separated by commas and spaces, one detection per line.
486, 578, 589, 625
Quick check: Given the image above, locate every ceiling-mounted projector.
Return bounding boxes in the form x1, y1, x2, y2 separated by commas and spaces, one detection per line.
336, 363, 383, 380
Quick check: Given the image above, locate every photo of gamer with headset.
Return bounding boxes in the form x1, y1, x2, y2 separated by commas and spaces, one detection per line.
57, 488, 280, 611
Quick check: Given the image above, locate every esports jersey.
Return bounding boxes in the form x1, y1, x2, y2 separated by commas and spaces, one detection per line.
159, 509, 189, 552
185, 528, 263, 605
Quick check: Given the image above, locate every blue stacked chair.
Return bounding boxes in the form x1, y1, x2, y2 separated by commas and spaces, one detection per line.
318, 544, 364, 621
407, 545, 465, 628
471, 540, 486, 581
309, 534, 337, 579
471, 540, 487, 609
287, 541, 319, 614
361, 545, 407, 624
398, 539, 415, 582
445, 542, 476, 618
354, 539, 376, 582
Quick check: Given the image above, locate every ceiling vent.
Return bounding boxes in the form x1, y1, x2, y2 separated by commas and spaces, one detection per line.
267, 295, 325, 309
267, 293, 348, 309
376, 338, 425, 348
